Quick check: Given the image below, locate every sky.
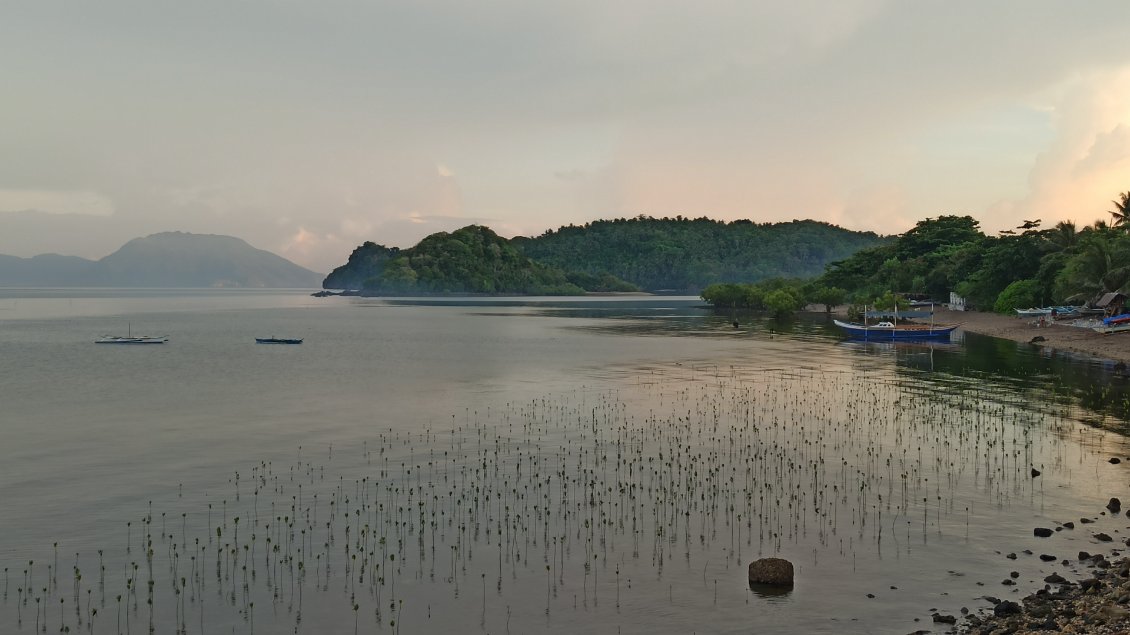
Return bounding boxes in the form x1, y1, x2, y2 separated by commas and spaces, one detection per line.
2, 1, 1130, 273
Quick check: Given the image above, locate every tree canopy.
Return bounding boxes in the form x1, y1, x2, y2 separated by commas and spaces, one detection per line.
514, 216, 886, 292
323, 225, 638, 295
801, 198, 1130, 313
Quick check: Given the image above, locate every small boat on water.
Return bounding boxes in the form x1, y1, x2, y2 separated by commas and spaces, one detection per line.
96, 335, 168, 344
833, 319, 959, 340
256, 337, 303, 344
95, 323, 167, 344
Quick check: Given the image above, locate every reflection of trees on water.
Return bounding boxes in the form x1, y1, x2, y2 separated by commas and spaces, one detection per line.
885, 331, 1130, 431
552, 305, 1130, 431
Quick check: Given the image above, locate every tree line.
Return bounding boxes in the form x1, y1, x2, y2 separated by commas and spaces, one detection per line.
700, 191, 1130, 315
513, 216, 886, 292
322, 225, 638, 295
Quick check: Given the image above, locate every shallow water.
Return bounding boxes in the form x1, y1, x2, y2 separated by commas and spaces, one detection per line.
1, 291, 1128, 634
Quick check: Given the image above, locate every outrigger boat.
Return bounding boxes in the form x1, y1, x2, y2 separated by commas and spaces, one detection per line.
95, 335, 168, 344
832, 319, 959, 340
255, 337, 303, 344
95, 323, 167, 344
1093, 313, 1130, 334
833, 303, 959, 341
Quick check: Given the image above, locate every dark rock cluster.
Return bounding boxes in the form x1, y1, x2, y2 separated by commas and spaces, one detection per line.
960, 524, 1130, 634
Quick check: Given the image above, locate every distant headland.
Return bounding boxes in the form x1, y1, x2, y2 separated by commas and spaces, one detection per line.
323, 217, 885, 295
0, 231, 323, 288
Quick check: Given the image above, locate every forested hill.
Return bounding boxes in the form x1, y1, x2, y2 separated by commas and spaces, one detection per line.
323, 225, 637, 295
512, 217, 888, 292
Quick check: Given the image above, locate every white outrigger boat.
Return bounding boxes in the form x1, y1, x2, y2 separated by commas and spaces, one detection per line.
95, 324, 167, 344
96, 335, 168, 344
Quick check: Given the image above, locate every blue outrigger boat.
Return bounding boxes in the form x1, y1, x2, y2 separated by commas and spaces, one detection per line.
836, 302, 958, 341
832, 319, 959, 340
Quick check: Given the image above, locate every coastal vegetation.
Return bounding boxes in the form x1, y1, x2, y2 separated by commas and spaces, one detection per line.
324, 217, 883, 295
513, 216, 886, 292
323, 225, 637, 295
700, 191, 1130, 315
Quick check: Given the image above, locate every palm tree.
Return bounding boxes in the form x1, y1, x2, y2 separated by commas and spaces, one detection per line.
1110, 191, 1130, 229
1047, 220, 1078, 251
1058, 233, 1130, 297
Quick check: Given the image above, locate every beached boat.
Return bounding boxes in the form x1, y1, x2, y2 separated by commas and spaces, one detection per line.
1093, 323, 1130, 335
832, 319, 959, 341
1015, 307, 1052, 317
255, 337, 303, 344
1103, 313, 1130, 326
95, 335, 168, 344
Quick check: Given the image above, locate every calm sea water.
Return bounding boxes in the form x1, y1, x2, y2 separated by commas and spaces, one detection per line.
1, 290, 1128, 634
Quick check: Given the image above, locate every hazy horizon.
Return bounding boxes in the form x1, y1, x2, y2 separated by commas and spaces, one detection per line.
3, 1, 1130, 271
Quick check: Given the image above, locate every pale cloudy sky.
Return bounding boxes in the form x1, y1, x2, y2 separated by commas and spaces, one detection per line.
2, 1, 1129, 272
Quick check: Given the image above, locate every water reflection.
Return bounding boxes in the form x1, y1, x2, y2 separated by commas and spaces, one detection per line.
748, 582, 794, 599
519, 301, 1130, 432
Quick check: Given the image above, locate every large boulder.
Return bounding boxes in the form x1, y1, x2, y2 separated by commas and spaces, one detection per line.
748, 558, 794, 586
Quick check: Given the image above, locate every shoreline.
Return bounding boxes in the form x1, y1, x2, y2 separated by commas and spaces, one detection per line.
957, 501, 1130, 635
832, 306, 1130, 366
868, 307, 1130, 632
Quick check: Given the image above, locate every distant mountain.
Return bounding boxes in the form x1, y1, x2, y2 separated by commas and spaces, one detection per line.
0, 232, 323, 288
0, 253, 94, 286
512, 216, 890, 292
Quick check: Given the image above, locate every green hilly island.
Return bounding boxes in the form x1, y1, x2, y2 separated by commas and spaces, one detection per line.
324, 225, 638, 295
324, 217, 887, 294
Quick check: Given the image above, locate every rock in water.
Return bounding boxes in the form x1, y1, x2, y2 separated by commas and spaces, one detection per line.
1031, 468, 1041, 477
1107, 497, 1121, 512
1034, 527, 1053, 537
748, 558, 794, 586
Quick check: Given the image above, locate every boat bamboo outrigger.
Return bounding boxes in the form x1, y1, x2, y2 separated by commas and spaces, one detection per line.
833, 303, 959, 341
95, 323, 168, 344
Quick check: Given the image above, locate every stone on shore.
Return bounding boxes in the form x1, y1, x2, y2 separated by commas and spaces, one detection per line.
993, 600, 1021, 617
1034, 527, 1053, 537
748, 558, 794, 586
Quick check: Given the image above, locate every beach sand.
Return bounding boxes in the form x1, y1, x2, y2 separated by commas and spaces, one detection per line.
903, 307, 1129, 365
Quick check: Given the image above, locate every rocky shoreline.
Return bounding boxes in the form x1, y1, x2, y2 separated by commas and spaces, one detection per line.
928, 309, 1130, 633
953, 504, 1130, 634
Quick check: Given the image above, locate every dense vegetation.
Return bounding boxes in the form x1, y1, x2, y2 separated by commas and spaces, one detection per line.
323, 225, 638, 295
700, 191, 1130, 315
513, 217, 887, 292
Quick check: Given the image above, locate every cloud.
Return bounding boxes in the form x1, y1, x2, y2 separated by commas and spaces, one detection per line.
999, 67, 1130, 231
0, 190, 115, 216
2, 0, 1130, 267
